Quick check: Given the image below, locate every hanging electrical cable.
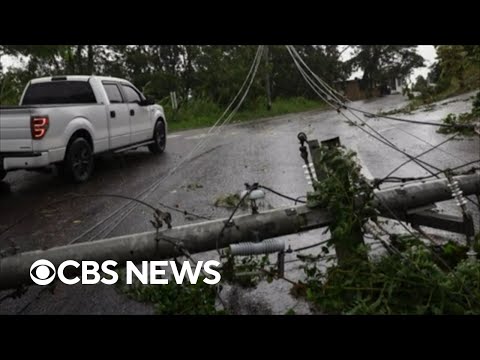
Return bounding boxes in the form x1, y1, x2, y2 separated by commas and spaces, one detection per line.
286, 45, 443, 176
68, 46, 266, 244
288, 45, 474, 168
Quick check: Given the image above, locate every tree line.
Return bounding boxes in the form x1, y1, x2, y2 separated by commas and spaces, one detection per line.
413, 45, 480, 99
0, 45, 347, 106
1, 45, 477, 109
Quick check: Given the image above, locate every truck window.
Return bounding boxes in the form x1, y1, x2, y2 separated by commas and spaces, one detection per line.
104, 83, 124, 104
121, 85, 142, 103
22, 81, 97, 105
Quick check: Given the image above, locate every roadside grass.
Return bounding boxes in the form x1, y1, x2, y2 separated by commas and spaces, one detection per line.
377, 89, 480, 137
163, 97, 327, 132
378, 83, 480, 117
378, 92, 474, 117
438, 91, 480, 136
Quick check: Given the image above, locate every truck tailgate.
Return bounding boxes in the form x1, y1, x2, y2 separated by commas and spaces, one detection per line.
0, 108, 33, 153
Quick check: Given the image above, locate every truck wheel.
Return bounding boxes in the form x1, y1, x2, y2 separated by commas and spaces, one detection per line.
148, 120, 166, 154
64, 137, 94, 183
0, 168, 6, 181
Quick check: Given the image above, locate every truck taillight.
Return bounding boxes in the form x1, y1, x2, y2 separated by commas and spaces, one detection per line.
31, 116, 49, 139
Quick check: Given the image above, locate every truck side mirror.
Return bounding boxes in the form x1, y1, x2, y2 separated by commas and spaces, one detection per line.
138, 98, 155, 106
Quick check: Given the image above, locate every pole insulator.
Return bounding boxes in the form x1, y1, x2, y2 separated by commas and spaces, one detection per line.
229, 238, 285, 256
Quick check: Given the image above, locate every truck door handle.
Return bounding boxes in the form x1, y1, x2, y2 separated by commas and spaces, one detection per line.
110, 111, 116, 118
130, 109, 135, 116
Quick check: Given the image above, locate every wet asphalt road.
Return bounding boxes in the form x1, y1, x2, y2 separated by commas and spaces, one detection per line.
0, 92, 479, 314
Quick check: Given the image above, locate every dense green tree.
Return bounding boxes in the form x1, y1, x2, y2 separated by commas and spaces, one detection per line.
270, 45, 349, 100
413, 75, 428, 92
1, 45, 351, 107
463, 45, 480, 65
348, 45, 424, 95
432, 45, 480, 93
427, 61, 441, 84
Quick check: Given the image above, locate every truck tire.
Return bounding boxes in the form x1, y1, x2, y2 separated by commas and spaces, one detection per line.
0, 168, 6, 181
148, 120, 166, 154
64, 137, 94, 183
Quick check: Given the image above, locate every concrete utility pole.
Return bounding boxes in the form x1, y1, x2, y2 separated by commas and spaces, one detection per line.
0, 173, 478, 291
306, 136, 367, 265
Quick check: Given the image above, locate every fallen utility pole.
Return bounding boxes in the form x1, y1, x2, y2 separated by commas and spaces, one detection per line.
375, 174, 479, 218
0, 206, 331, 291
0, 173, 478, 291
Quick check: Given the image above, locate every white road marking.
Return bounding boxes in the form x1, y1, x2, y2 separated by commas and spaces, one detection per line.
184, 133, 211, 140
377, 126, 398, 134
350, 144, 374, 181
358, 158, 374, 181
184, 131, 241, 140
167, 134, 182, 139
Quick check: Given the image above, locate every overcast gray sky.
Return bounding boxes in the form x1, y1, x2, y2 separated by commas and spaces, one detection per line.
1, 45, 438, 82
413, 45, 437, 80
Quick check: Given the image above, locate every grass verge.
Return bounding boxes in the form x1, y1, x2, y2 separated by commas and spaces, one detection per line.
378, 88, 479, 117
164, 97, 327, 132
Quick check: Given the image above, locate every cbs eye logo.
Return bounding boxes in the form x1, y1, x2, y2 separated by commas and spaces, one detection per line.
30, 259, 56, 285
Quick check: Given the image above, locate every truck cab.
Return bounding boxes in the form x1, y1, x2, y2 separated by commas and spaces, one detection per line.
0, 75, 167, 183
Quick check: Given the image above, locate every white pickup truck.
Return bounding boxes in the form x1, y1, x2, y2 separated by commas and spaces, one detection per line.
0, 75, 167, 183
